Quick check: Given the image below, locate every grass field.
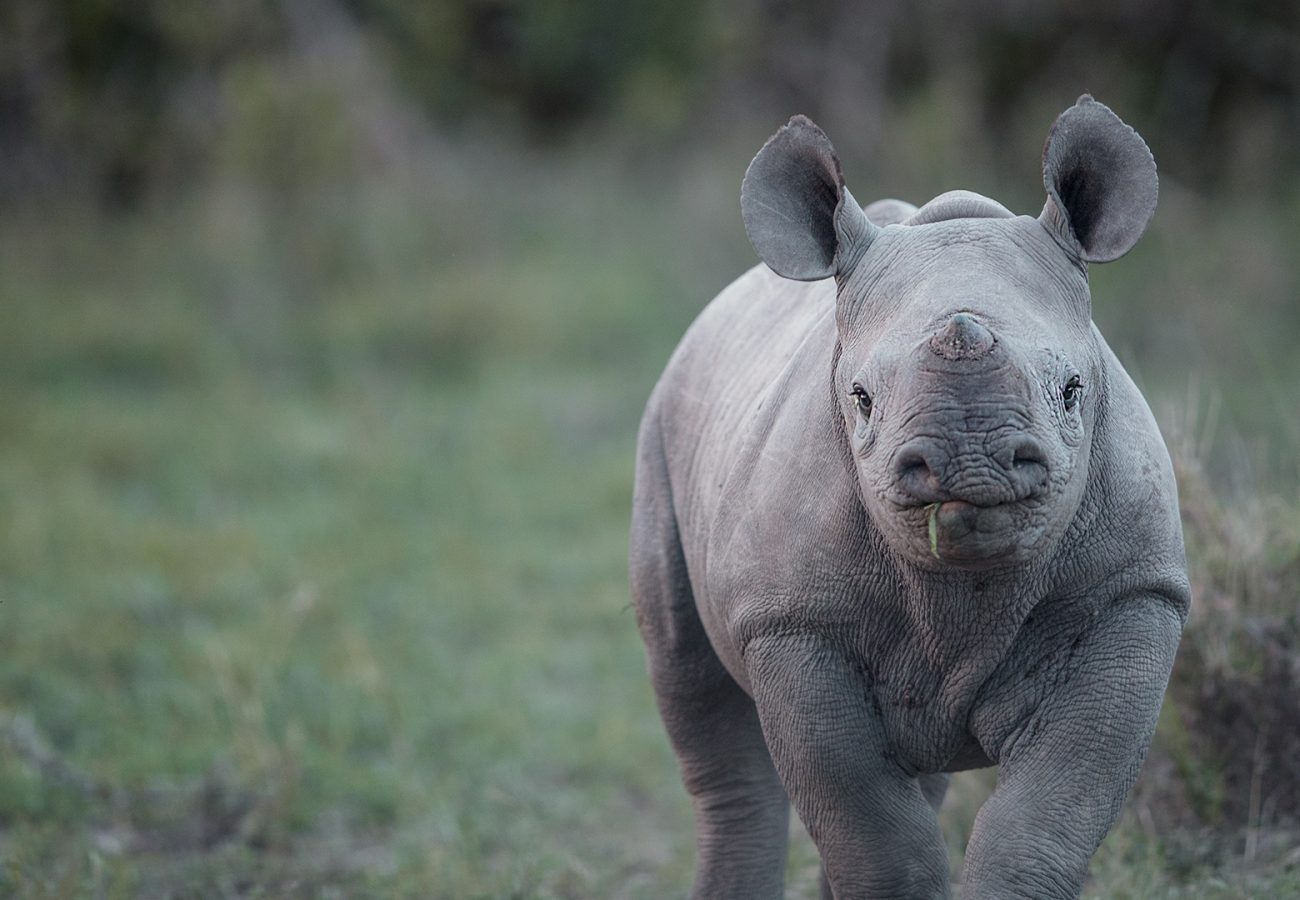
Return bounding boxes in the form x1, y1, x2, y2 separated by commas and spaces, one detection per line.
1, 134, 1297, 897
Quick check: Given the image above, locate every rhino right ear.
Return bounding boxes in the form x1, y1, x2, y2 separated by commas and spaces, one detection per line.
741, 116, 878, 281
1039, 95, 1158, 263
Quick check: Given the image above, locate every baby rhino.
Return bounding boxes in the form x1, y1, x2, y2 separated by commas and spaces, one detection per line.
629, 96, 1189, 899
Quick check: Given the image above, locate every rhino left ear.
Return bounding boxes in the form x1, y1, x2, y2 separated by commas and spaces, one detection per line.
741, 115, 878, 281
1039, 95, 1158, 263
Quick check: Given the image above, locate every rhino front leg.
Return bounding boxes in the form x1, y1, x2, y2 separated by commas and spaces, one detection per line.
962, 596, 1183, 899
818, 773, 950, 899
746, 632, 951, 900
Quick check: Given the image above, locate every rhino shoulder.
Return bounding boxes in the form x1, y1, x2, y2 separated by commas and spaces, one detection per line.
1075, 326, 1189, 612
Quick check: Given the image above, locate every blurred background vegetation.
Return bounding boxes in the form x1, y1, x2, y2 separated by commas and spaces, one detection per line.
0, 0, 1297, 896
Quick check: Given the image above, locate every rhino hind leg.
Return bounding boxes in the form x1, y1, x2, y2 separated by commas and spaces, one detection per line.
630, 412, 790, 899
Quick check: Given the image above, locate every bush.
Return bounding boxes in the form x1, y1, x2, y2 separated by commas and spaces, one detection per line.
1132, 434, 1300, 869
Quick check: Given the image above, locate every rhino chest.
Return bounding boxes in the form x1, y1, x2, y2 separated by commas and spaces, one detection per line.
855, 604, 1037, 774
865, 592, 1096, 774
868, 668, 991, 774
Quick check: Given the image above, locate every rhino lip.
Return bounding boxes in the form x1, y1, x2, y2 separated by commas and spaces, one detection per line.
918, 498, 1023, 562
895, 495, 1017, 512
892, 475, 1041, 511
930, 499, 990, 512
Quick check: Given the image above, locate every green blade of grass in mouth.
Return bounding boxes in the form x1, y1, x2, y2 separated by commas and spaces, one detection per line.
926, 502, 941, 559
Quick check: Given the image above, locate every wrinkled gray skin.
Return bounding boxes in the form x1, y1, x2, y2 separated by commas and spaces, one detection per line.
629, 96, 1190, 899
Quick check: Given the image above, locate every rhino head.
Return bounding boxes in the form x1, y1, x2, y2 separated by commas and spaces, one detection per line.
740, 95, 1158, 569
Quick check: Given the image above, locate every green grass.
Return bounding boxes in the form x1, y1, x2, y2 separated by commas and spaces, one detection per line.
0, 135, 1297, 896
0, 166, 699, 895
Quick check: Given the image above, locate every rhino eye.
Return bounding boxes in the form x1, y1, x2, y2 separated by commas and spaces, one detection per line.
1062, 375, 1082, 411
850, 384, 873, 419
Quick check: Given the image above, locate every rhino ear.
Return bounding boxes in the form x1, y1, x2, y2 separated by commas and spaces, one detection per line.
741, 115, 878, 281
1039, 95, 1158, 263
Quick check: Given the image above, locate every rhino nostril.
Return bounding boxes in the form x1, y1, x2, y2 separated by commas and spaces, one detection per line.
894, 447, 933, 479
1006, 438, 1050, 497
1011, 439, 1047, 470
893, 443, 946, 501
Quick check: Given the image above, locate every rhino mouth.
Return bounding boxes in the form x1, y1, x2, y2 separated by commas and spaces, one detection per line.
876, 447, 1054, 565
904, 497, 1035, 565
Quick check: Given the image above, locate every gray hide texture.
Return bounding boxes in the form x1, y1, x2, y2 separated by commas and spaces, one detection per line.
629, 95, 1188, 899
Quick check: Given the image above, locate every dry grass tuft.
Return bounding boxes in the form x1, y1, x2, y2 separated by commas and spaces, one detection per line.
1130, 423, 1300, 874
